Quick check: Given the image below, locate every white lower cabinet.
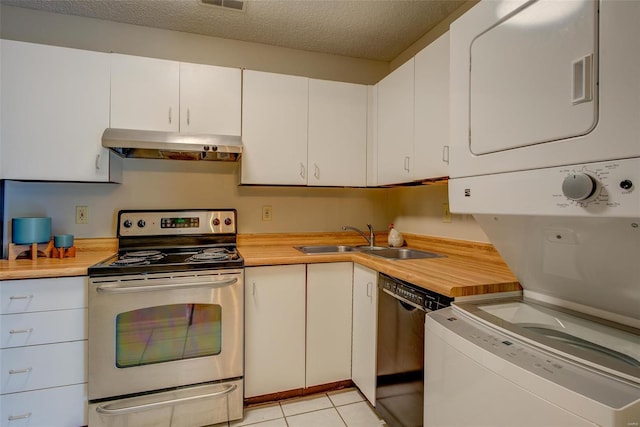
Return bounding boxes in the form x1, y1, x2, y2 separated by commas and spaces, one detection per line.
244, 263, 354, 397
1, 384, 87, 427
306, 262, 353, 387
0, 277, 88, 426
244, 265, 306, 397
351, 264, 378, 405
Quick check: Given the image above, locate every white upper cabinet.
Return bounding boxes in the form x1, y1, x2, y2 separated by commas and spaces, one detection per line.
110, 54, 180, 132
376, 32, 451, 185
241, 70, 309, 185
377, 58, 415, 185
242, 70, 368, 186
1, 40, 121, 182
110, 54, 241, 135
414, 32, 450, 180
308, 79, 367, 187
179, 62, 241, 136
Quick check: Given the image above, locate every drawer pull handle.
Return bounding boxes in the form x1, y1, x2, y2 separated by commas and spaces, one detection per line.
9, 367, 32, 375
9, 295, 33, 300
9, 328, 34, 334
8, 413, 32, 421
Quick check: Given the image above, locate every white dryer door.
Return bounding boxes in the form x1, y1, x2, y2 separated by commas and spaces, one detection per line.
469, 0, 597, 155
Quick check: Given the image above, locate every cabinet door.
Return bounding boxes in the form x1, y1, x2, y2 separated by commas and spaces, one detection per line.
110, 54, 180, 132
1, 277, 87, 315
241, 70, 308, 185
244, 265, 306, 397
377, 58, 415, 185
351, 264, 378, 405
414, 32, 450, 180
1, 384, 87, 427
179, 62, 241, 136
1, 341, 86, 393
0, 40, 112, 181
306, 262, 353, 387
308, 79, 367, 187
1, 308, 86, 349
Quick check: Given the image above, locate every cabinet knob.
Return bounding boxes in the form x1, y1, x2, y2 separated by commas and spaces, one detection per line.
314, 163, 320, 180
300, 163, 306, 179
168, 107, 172, 124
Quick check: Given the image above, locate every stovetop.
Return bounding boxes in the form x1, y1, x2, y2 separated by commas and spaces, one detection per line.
88, 209, 244, 277
89, 245, 244, 277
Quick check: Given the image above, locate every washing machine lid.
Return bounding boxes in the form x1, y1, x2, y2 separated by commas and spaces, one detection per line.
454, 297, 640, 384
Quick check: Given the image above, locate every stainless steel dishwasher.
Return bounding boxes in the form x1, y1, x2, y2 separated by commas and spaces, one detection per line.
376, 273, 452, 427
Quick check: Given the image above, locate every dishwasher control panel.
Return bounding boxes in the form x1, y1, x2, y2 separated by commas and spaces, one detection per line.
379, 273, 453, 311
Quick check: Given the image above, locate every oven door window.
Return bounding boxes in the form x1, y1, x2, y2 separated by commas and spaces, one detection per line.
115, 304, 221, 368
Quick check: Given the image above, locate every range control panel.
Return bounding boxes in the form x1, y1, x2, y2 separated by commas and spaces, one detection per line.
118, 209, 237, 237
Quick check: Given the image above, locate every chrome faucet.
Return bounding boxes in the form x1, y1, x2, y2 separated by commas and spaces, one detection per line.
342, 224, 375, 248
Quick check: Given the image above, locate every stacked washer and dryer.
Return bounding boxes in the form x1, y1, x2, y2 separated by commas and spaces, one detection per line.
425, 0, 640, 425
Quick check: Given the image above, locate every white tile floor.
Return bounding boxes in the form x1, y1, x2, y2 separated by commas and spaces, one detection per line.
213, 388, 387, 427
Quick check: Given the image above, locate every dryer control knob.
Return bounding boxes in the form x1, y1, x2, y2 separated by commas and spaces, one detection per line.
562, 173, 597, 201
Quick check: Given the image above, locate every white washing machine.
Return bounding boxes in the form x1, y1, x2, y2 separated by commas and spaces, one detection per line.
425, 299, 640, 426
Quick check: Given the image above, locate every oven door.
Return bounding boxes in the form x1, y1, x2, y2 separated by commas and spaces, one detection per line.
88, 269, 243, 401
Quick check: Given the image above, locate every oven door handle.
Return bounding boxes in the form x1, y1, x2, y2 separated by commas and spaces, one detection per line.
95, 383, 237, 415
96, 277, 238, 294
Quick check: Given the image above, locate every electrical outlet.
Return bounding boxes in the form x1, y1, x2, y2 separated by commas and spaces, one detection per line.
442, 203, 452, 223
76, 206, 89, 224
262, 205, 273, 222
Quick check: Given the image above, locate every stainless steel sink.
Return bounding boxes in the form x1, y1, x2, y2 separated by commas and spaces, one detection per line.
295, 245, 359, 254
360, 247, 444, 260
354, 245, 389, 251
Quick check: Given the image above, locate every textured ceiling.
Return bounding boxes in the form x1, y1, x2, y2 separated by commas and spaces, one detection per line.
0, 0, 467, 61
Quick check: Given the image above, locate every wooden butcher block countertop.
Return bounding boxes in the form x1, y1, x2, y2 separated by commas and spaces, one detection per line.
0, 233, 521, 298
0, 238, 117, 280
237, 232, 521, 298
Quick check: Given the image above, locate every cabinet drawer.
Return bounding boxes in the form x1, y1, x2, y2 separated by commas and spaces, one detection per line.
1, 277, 87, 314
1, 341, 86, 394
1, 308, 87, 349
1, 383, 87, 427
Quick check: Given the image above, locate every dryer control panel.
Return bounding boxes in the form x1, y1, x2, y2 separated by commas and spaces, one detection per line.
449, 157, 639, 216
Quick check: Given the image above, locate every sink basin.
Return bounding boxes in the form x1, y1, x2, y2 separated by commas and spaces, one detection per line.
360, 247, 444, 260
295, 245, 359, 254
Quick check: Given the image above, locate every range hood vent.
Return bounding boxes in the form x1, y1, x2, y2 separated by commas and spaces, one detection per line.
102, 128, 242, 161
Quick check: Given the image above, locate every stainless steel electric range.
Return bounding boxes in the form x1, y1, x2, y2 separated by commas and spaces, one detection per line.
87, 209, 244, 427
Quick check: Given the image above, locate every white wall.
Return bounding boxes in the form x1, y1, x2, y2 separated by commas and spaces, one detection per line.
388, 185, 489, 242
5, 160, 391, 239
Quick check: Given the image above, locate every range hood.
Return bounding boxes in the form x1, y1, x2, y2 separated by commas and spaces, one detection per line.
102, 128, 242, 161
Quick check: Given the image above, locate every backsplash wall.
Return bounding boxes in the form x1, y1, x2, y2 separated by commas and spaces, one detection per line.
4, 159, 392, 245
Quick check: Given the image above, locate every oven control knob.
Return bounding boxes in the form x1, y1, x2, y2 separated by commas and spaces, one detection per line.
123, 219, 132, 228
224, 218, 232, 226
137, 219, 146, 228
212, 218, 221, 226
562, 173, 597, 201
